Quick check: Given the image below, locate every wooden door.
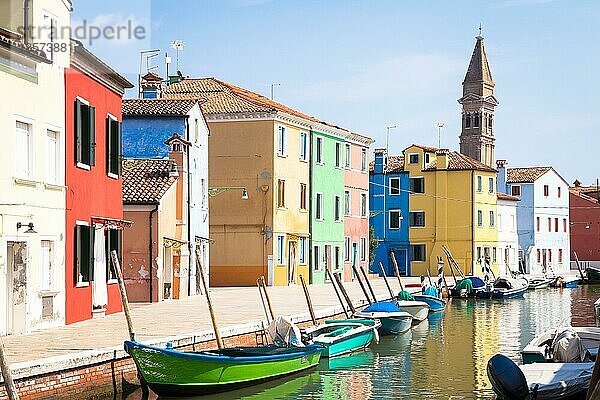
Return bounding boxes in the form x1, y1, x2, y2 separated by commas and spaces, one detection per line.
288, 241, 297, 284
7, 242, 27, 335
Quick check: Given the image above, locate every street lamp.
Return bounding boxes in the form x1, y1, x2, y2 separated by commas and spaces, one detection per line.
436, 122, 445, 148
16, 222, 36, 234
208, 187, 249, 200
385, 125, 397, 155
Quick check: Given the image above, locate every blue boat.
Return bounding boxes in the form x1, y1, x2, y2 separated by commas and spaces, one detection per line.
354, 301, 413, 335
491, 277, 529, 299
550, 276, 580, 288
412, 285, 446, 312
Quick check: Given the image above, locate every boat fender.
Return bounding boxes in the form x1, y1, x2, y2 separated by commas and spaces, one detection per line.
166, 342, 173, 350
486, 354, 529, 400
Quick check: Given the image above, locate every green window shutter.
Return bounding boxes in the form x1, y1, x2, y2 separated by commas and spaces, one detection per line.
80, 226, 90, 282
75, 99, 82, 164
89, 106, 96, 166
117, 229, 123, 266
105, 117, 111, 175
105, 228, 110, 280
74, 225, 81, 283
88, 225, 95, 281
116, 121, 122, 176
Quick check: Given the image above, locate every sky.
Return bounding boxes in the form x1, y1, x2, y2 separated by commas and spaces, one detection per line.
72, 0, 600, 184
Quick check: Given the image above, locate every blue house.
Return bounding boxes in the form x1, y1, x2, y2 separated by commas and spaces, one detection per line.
369, 149, 411, 276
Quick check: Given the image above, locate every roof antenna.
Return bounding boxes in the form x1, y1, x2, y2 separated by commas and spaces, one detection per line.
270, 83, 281, 100
478, 23, 483, 38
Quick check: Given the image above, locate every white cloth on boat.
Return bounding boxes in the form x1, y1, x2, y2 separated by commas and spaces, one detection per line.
268, 316, 303, 347
551, 327, 588, 363
521, 362, 594, 399
92, 227, 108, 308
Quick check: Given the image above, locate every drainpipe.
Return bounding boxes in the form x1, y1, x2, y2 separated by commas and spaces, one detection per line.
23, 0, 30, 43
185, 118, 193, 295
471, 170, 475, 276
308, 128, 314, 283
149, 205, 158, 302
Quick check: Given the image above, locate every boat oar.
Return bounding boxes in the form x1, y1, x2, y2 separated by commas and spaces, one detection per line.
379, 262, 394, 299
352, 265, 372, 304
334, 273, 356, 314
360, 266, 378, 303
110, 250, 135, 341
326, 268, 349, 318
574, 252, 585, 281
0, 338, 19, 400
390, 251, 405, 292
299, 275, 317, 325
196, 251, 224, 350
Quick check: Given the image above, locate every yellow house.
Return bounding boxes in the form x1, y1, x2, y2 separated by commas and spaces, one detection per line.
404, 144, 499, 277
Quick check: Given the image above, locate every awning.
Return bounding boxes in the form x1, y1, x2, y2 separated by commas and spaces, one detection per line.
163, 237, 187, 248
194, 235, 214, 244
91, 216, 133, 229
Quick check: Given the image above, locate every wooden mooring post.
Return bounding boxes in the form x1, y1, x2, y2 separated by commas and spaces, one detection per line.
390, 252, 405, 292
379, 262, 394, 299
299, 275, 317, 325
334, 273, 356, 314
0, 338, 19, 400
326, 268, 349, 318
360, 266, 378, 303
196, 251, 224, 349
352, 265, 372, 304
110, 250, 135, 341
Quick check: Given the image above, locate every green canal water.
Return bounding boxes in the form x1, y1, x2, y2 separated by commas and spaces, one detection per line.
118, 285, 600, 400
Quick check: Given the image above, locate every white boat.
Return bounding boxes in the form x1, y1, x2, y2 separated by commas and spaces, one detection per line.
521, 326, 600, 364
395, 300, 430, 322
528, 277, 553, 290
354, 301, 413, 335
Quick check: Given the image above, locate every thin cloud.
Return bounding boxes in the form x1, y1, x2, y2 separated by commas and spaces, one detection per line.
495, 0, 560, 7
227, 0, 274, 7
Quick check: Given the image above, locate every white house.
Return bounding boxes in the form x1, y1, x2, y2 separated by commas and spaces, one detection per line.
496, 193, 519, 276
497, 161, 570, 275
0, 0, 72, 335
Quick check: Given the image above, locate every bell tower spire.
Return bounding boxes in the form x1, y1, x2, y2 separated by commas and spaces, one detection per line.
458, 34, 498, 167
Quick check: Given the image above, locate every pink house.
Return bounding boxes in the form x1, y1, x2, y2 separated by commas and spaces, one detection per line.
343, 134, 374, 281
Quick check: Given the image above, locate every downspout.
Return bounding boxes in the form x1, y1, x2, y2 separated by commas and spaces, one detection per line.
471, 170, 475, 276
308, 128, 314, 283
149, 205, 158, 302
185, 118, 193, 295
23, 0, 30, 43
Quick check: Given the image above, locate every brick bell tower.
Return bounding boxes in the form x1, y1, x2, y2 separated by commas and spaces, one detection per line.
458, 34, 499, 167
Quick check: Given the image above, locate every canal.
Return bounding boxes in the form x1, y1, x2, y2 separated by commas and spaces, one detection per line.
117, 285, 600, 399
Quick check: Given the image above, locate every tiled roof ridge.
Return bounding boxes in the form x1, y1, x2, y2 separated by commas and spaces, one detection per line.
497, 192, 519, 201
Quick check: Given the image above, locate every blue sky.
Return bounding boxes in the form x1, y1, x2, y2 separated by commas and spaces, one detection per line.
73, 0, 600, 184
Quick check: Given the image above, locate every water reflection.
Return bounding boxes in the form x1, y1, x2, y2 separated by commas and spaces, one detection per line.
117, 286, 599, 400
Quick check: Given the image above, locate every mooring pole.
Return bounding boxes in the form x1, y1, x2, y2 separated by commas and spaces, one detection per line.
574, 252, 585, 281
334, 273, 356, 314
0, 338, 19, 400
257, 277, 271, 323
327, 268, 349, 318
390, 252, 405, 292
352, 265, 372, 304
379, 262, 394, 299
259, 276, 275, 321
299, 275, 317, 325
110, 250, 135, 341
587, 345, 600, 400
196, 251, 224, 349
360, 266, 378, 303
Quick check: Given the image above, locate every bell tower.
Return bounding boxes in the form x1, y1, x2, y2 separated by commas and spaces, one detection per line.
458, 35, 498, 167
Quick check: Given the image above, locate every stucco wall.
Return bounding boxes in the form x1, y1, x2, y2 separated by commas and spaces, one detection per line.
497, 199, 519, 276
569, 192, 600, 265
122, 116, 186, 158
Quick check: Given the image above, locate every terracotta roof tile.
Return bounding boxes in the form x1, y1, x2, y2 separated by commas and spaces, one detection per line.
497, 192, 519, 201
122, 99, 198, 116
506, 167, 552, 183
122, 159, 177, 203
369, 155, 405, 173
0, 27, 49, 62
410, 144, 496, 172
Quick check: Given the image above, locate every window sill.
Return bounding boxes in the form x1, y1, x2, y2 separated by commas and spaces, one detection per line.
299, 158, 308, 163
299, 209, 308, 213
76, 281, 90, 288
277, 154, 287, 158
316, 162, 324, 166
107, 279, 118, 285
14, 177, 37, 187
38, 290, 59, 297
76, 162, 91, 171
277, 207, 287, 211
107, 173, 119, 180
44, 182, 66, 191
335, 166, 343, 170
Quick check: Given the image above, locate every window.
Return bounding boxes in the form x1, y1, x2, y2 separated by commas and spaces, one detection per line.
344, 190, 350, 216
299, 183, 307, 210
360, 238, 367, 261
536, 217, 540, 232
477, 176, 483, 192
105, 228, 122, 281
345, 144, 351, 168
477, 210, 483, 227
344, 237, 351, 261
563, 218, 567, 232
316, 193, 323, 220
42, 12, 57, 62
316, 137, 323, 163
390, 178, 400, 195
334, 195, 341, 221
335, 246, 341, 269
15, 120, 32, 178
537, 249, 541, 263
75, 99, 96, 167
277, 179, 285, 208
511, 185, 521, 196
313, 245, 321, 270
277, 126, 286, 156
299, 132, 307, 161
409, 211, 425, 227
548, 249, 552, 263
476, 246, 482, 262
106, 116, 121, 176
489, 211, 495, 227
41, 241, 53, 291
335, 142, 341, 167
465, 114, 471, 128
410, 244, 426, 262
474, 112, 480, 128
488, 177, 494, 194
389, 210, 402, 229
75, 224, 94, 284
194, 118, 199, 142
558, 249, 563, 263
361, 148, 367, 171
543, 185, 549, 197
498, 214, 503, 231
360, 193, 367, 217
492, 247, 497, 263
408, 154, 419, 164
409, 177, 424, 194
276, 235, 285, 265
299, 237, 306, 264
558, 187, 561, 198
548, 218, 551, 232
554, 218, 559, 232
201, 179, 206, 208
46, 129, 59, 183
425, 153, 430, 164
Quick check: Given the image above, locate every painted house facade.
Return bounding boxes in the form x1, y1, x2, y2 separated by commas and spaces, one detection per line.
569, 182, 600, 269
496, 192, 520, 276
343, 135, 374, 281
404, 145, 499, 277
498, 164, 570, 275
0, 0, 71, 335
369, 149, 410, 277
64, 40, 132, 324
122, 98, 209, 296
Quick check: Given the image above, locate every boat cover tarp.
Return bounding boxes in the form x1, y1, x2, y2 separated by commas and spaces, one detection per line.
455, 279, 473, 292
522, 362, 594, 399
268, 316, 304, 347
363, 301, 403, 313
397, 290, 415, 301
551, 328, 588, 363
423, 286, 439, 297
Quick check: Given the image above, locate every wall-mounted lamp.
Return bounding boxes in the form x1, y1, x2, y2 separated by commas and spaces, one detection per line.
208, 186, 249, 200
570, 221, 591, 229
16, 222, 36, 234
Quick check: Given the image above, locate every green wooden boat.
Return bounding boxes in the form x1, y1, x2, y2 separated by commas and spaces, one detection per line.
124, 340, 322, 397
302, 319, 380, 358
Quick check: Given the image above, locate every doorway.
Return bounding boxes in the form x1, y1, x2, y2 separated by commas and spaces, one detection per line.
7, 242, 27, 335
324, 245, 332, 278
288, 241, 297, 284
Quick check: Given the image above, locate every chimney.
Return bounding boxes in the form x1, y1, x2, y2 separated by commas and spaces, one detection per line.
496, 159, 507, 193
373, 148, 386, 174
436, 149, 449, 170
140, 73, 163, 99
573, 179, 581, 188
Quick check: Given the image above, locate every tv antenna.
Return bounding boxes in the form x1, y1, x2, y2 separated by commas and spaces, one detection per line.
171, 40, 185, 71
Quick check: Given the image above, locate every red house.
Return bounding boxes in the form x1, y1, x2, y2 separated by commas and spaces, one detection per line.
65, 39, 133, 324
569, 181, 600, 269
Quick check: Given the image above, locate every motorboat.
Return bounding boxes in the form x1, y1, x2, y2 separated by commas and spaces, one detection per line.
491, 276, 529, 298
521, 326, 600, 364
528, 277, 553, 290
354, 301, 413, 335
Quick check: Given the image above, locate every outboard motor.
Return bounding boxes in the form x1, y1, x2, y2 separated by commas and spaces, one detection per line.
487, 354, 529, 400
551, 327, 587, 363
